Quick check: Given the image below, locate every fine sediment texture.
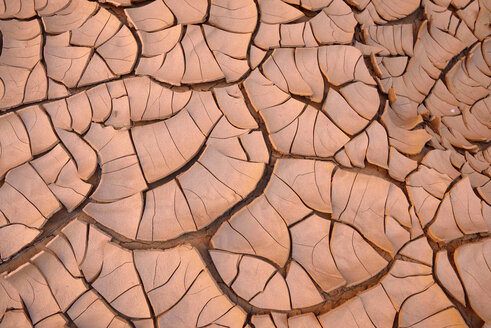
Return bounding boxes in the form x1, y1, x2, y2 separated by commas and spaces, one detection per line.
0, 0, 489, 327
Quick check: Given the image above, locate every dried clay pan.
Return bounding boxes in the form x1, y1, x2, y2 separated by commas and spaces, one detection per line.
0, 0, 490, 327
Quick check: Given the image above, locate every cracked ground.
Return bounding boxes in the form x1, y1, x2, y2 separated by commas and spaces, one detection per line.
0, 0, 490, 327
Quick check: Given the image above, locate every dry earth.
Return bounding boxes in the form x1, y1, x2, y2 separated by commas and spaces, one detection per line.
0, 0, 490, 327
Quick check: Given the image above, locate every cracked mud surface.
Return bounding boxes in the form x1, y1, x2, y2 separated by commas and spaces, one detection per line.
0, 0, 490, 327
